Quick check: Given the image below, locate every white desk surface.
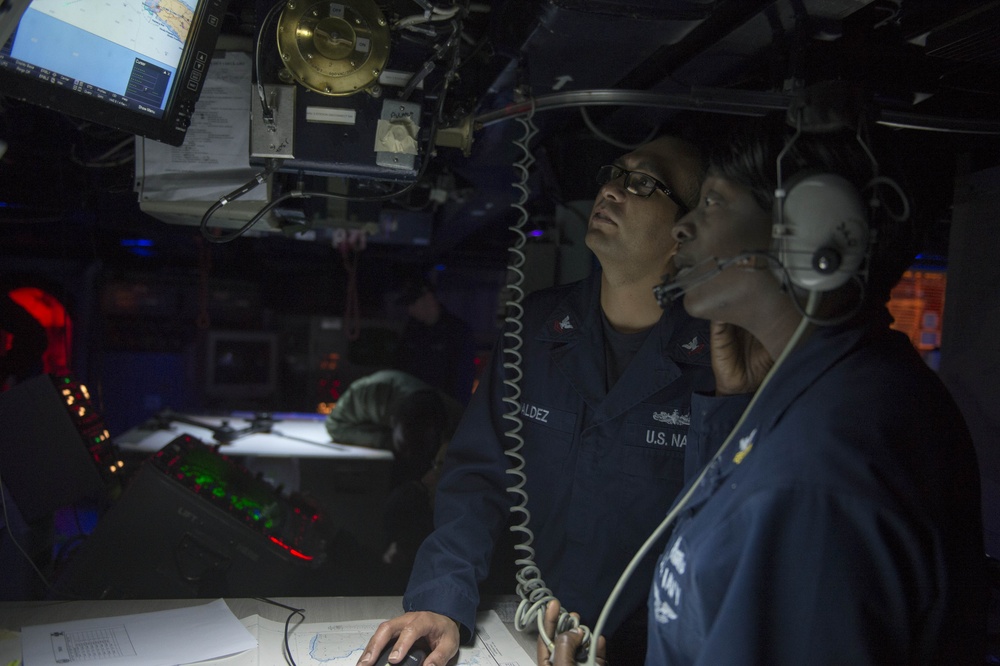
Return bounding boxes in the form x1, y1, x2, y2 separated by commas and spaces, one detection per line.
0, 596, 538, 655
115, 413, 394, 461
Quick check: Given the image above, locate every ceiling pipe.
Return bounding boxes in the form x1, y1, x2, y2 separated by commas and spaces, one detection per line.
473, 87, 1000, 135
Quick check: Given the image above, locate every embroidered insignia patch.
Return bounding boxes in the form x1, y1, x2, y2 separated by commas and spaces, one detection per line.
681, 335, 705, 355
653, 409, 690, 425
553, 314, 573, 333
733, 427, 757, 464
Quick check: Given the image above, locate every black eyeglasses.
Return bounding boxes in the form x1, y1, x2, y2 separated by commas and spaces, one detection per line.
596, 164, 688, 212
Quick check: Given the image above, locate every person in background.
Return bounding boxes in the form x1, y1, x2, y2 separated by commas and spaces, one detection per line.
357, 134, 748, 666
542, 102, 986, 664
325, 368, 465, 575
393, 277, 476, 406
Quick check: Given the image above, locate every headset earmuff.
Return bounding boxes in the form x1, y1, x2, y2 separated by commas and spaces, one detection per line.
772, 170, 870, 292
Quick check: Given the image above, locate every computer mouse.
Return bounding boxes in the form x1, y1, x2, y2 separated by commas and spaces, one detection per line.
373, 639, 429, 666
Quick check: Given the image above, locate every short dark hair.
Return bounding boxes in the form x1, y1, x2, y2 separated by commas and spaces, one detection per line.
708, 111, 917, 306
395, 277, 433, 308
392, 389, 446, 460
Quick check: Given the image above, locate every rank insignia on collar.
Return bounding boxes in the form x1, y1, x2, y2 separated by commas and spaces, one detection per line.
552, 314, 574, 333
681, 335, 705, 355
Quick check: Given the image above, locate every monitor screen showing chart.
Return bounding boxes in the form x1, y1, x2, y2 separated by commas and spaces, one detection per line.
0, 0, 229, 145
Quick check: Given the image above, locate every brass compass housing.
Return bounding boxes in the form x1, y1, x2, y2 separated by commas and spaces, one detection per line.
276, 0, 391, 96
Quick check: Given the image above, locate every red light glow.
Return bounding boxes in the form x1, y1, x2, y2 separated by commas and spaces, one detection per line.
268, 535, 314, 561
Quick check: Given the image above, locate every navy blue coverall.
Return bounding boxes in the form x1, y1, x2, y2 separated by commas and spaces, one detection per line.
648, 308, 986, 665
403, 269, 717, 641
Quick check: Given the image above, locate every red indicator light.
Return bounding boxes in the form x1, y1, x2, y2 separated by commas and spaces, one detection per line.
268, 536, 314, 561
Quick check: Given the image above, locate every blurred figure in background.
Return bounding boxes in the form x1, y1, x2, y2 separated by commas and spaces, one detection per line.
393, 277, 476, 406
325, 368, 465, 577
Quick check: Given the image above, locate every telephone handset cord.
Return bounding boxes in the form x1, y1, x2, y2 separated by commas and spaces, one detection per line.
500, 112, 817, 658
498, 101, 591, 649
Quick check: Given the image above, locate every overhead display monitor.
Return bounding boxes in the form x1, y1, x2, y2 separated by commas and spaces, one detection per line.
0, 0, 229, 146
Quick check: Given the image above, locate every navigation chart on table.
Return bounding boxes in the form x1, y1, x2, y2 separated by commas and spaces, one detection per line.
239, 610, 534, 666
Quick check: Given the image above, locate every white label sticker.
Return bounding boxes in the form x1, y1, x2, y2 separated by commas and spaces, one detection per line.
306, 106, 357, 125
379, 70, 421, 88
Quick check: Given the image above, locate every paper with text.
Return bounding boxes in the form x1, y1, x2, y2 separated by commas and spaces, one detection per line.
215, 610, 534, 666
19, 599, 256, 666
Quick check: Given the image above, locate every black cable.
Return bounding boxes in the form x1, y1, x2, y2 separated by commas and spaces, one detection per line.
199, 159, 283, 242
254, 1, 285, 129
200, 0, 456, 244
254, 597, 305, 666
282, 606, 305, 666
200, 99, 442, 243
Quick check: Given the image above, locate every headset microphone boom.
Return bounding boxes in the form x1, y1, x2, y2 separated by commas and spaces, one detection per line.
653, 253, 763, 308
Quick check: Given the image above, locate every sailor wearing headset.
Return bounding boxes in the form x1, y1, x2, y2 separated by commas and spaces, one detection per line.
357, 134, 749, 666
543, 98, 986, 666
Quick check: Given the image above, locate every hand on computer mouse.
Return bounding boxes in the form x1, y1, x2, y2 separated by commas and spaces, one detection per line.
372, 638, 429, 666
357, 611, 459, 666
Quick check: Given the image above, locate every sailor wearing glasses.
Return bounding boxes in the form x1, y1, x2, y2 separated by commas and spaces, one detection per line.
358, 136, 747, 666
